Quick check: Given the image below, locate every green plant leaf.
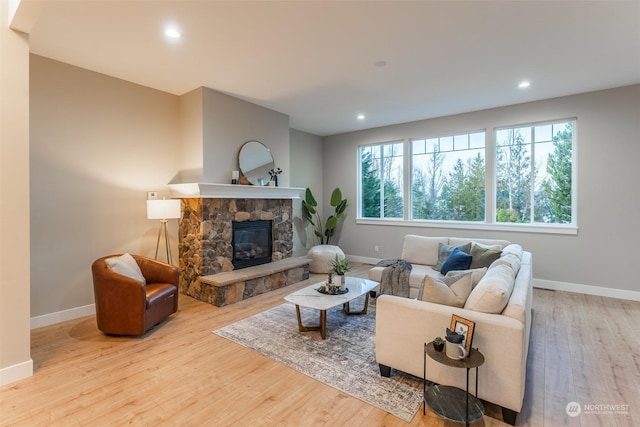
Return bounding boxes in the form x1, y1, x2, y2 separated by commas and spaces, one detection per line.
335, 200, 348, 216
304, 188, 317, 207
326, 215, 337, 231
302, 200, 316, 215
330, 188, 342, 207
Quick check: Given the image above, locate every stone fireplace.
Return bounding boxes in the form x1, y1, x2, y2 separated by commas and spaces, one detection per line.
178, 196, 294, 300
232, 219, 272, 269
171, 183, 308, 306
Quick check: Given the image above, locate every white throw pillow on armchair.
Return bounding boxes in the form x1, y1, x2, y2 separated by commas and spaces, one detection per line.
105, 253, 146, 284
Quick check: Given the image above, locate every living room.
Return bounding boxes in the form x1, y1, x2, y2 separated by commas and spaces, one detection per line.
1, 1, 639, 425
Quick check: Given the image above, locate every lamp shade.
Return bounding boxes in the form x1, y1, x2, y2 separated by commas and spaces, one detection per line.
147, 199, 181, 220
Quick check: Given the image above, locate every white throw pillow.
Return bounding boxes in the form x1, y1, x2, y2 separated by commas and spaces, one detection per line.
419, 273, 472, 308
501, 243, 524, 259
445, 267, 487, 288
401, 235, 448, 266
464, 264, 514, 313
105, 253, 146, 284
490, 253, 522, 276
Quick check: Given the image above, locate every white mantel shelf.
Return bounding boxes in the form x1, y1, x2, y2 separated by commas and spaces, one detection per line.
169, 182, 305, 199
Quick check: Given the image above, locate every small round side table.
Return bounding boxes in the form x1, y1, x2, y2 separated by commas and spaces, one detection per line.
423, 342, 485, 427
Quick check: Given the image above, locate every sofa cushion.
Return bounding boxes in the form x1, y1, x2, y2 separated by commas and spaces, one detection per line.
501, 243, 524, 259
464, 263, 515, 313
418, 273, 472, 307
445, 267, 487, 288
491, 253, 522, 276
469, 242, 502, 269
434, 242, 473, 271
401, 235, 448, 266
449, 237, 510, 249
105, 253, 146, 284
440, 248, 473, 275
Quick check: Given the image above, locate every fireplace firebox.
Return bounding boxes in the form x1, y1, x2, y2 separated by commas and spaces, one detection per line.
231, 220, 272, 269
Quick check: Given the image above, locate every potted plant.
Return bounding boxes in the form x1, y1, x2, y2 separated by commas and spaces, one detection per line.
301, 187, 348, 245
330, 255, 351, 289
433, 336, 445, 352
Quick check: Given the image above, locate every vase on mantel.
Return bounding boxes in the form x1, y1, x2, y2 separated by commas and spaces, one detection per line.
272, 175, 278, 187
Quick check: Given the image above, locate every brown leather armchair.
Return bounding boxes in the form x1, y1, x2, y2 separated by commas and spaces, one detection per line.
92, 254, 180, 335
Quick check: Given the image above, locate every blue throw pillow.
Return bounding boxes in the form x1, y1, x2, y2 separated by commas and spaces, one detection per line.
440, 247, 473, 275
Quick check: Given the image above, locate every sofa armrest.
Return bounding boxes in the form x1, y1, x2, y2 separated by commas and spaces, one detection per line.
376, 295, 528, 413
92, 258, 147, 329
134, 255, 180, 287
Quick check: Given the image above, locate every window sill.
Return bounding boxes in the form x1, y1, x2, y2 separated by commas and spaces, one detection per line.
355, 218, 578, 235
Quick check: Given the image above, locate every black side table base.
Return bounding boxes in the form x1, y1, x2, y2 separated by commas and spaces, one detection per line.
424, 385, 484, 425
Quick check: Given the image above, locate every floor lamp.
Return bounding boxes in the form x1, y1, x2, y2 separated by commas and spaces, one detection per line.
147, 199, 181, 264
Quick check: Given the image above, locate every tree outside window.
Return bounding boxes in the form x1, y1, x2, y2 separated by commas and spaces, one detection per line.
411, 132, 485, 221
495, 121, 573, 224
359, 142, 403, 219
357, 120, 574, 228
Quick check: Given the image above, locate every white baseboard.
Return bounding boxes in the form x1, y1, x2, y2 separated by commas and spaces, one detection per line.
349, 255, 640, 302
0, 358, 33, 386
30, 303, 96, 330
533, 279, 640, 301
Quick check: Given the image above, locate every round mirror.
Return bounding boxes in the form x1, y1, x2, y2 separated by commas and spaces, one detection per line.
238, 140, 275, 186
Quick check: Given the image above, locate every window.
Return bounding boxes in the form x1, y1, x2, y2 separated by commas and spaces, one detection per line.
411, 131, 485, 221
359, 142, 404, 219
495, 120, 574, 224
357, 119, 576, 233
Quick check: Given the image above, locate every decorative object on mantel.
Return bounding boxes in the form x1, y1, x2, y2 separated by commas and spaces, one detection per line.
268, 167, 282, 187
301, 187, 348, 245
146, 198, 181, 264
238, 140, 274, 186
231, 170, 239, 184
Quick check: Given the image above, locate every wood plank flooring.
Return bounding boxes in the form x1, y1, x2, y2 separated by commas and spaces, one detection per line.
1, 264, 638, 426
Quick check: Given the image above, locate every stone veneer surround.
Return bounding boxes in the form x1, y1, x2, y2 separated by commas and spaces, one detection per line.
178, 197, 294, 301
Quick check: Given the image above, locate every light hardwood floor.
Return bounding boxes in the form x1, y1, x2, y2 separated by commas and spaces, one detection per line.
1, 264, 638, 426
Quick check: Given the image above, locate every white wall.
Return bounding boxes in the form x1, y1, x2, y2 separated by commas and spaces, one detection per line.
202, 87, 290, 186
289, 128, 323, 255
323, 85, 640, 296
29, 55, 181, 318
0, 1, 32, 385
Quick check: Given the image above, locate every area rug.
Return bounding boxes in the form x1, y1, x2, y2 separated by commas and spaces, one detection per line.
213, 299, 423, 422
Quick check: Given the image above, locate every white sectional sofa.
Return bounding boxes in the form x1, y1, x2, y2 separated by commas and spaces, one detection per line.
369, 234, 532, 425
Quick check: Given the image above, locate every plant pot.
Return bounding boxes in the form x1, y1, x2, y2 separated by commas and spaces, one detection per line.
336, 274, 346, 290
433, 342, 444, 352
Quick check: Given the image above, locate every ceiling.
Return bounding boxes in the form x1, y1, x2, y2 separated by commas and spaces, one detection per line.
16, 0, 640, 136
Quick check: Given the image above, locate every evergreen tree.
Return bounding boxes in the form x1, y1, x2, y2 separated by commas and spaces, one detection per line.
496, 130, 531, 222
542, 124, 573, 223
383, 180, 403, 218
412, 146, 445, 220
360, 150, 380, 218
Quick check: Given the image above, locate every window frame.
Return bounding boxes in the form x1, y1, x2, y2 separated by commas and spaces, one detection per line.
356, 118, 578, 235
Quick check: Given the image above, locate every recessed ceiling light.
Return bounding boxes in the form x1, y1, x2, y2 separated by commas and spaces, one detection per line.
164, 27, 181, 39
357, 114, 366, 120
518, 81, 531, 89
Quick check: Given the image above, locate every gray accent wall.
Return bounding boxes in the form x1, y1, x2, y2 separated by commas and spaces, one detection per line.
290, 128, 323, 256
323, 85, 640, 294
